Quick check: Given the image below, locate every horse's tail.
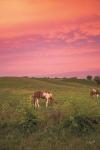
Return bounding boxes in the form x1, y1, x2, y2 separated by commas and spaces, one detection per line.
29, 95, 35, 105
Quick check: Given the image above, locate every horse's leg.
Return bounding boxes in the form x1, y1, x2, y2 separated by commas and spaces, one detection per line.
46, 98, 49, 108
36, 98, 40, 108
96, 94, 99, 99
93, 95, 95, 99
34, 98, 37, 109
31, 96, 36, 109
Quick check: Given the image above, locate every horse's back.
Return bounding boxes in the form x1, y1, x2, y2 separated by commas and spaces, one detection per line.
90, 88, 100, 97
33, 91, 44, 98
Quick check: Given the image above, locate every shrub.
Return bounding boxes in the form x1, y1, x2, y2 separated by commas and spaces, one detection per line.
94, 76, 100, 84
60, 115, 99, 136
17, 110, 39, 134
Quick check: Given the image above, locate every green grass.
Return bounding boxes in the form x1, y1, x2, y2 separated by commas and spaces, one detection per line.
0, 77, 100, 150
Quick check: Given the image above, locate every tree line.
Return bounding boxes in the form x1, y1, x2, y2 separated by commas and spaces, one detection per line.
87, 75, 100, 84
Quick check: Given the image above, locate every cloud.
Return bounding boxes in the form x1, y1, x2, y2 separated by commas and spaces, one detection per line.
0, 0, 100, 76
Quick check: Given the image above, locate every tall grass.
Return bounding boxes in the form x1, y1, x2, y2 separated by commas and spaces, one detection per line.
0, 77, 100, 150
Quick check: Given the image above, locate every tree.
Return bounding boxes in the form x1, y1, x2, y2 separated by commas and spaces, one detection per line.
94, 76, 100, 84
86, 75, 92, 80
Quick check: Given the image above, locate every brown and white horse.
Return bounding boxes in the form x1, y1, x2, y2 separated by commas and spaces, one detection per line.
31, 91, 54, 108
90, 88, 100, 99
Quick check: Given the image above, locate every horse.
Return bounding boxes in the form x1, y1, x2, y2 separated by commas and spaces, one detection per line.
90, 88, 100, 99
31, 91, 54, 108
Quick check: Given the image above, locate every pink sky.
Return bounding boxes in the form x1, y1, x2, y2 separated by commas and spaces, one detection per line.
0, 0, 100, 77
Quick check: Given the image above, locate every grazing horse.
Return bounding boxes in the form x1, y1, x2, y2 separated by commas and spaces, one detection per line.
90, 88, 100, 99
31, 91, 54, 108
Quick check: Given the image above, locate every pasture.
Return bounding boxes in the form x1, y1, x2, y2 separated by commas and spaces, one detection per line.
0, 77, 100, 150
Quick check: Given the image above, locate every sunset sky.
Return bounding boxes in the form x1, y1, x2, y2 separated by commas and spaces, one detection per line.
0, 0, 100, 77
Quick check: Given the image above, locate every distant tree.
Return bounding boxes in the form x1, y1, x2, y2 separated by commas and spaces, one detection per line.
94, 76, 100, 84
71, 77, 77, 79
69, 77, 77, 80
62, 77, 67, 79
54, 77, 59, 79
86, 75, 92, 80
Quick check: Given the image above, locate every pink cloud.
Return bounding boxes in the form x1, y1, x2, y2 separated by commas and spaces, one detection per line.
0, 2, 100, 77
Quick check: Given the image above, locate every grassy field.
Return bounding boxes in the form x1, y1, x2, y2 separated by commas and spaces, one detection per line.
0, 77, 100, 150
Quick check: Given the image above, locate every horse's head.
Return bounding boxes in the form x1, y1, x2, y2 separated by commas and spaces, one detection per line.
49, 97, 58, 105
